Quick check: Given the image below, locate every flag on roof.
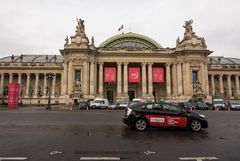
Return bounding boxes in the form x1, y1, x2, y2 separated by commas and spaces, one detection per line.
118, 24, 123, 31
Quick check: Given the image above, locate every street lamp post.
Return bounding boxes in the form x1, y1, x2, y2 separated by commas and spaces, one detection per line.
46, 73, 54, 110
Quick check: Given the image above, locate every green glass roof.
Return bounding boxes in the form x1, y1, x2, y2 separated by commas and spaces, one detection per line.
99, 32, 162, 49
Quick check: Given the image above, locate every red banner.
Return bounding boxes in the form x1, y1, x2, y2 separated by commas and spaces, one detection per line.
104, 67, 116, 83
152, 67, 164, 83
128, 67, 140, 82
8, 82, 20, 109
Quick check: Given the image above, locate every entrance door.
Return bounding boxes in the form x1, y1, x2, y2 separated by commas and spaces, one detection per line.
106, 90, 114, 104
128, 91, 135, 102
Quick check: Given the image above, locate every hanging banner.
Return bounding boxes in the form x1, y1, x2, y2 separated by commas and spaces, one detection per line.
8, 82, 20, 109
104, 67, 116, 83
152, 67, 164, 83
128, 67, 140, 82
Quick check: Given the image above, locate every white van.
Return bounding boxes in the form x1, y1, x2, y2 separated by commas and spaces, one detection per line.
212, 98, 226, 110
90, 98, 109, 109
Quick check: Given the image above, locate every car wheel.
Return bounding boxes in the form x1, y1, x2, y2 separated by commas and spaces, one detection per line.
190, 119, 202, 132
135, 119, 147, 131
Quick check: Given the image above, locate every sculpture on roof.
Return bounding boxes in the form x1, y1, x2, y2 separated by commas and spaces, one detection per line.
183, 19, 195, 40
19, 54, 23, 62
91, 36, 94, 45
45, 55, 48, 62
176, 20, 207, 49
76, 18, 85, 34
64, 36, 69, 46
11, 54, 14, 62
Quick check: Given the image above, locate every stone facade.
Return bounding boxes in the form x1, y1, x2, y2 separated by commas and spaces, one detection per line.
0, 19, 240, 105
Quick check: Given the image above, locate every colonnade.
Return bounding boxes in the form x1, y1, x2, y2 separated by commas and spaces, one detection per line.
0, 72, 61, 98
210, 74, 240, 98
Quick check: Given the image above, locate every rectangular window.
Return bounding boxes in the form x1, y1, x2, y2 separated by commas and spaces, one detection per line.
75, 70, 81, 81
192, 71, 198, 82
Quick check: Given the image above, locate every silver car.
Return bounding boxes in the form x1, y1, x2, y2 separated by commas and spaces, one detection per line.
229, 101, 240, 110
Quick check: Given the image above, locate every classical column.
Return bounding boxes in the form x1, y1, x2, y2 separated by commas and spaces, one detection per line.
148, 62, 153, 96
177, 62, 183, 96
166, 63, 171, 97
52, 74, 56, 97
43, 73, 47, 97
182, 62, 191, 96
123, 62, 129, 97
62, 62, 68, 95
34, 73, 39, 97
89, 61, 95, 96
98, 62, 103, 97
18, 73, 22, 85
141, 62, 147, 98
211, 74, 215, 96
219, 74, 224, 94
235, 75, 240, 98
67, 60, 73, 95
117, 62, 122, 98
82, 61, 89, 95
204, 63, 210, 96
227, 75, 232, 98
9, 73, 13, 83
200, 62, 206, 93
25, 73, 30, 97
0, 73, 4, 96
171, 63, 177, 96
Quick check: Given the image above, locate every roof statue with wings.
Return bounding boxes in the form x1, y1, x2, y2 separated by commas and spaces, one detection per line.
183, 19, 196, 40
76, 18, 85, 34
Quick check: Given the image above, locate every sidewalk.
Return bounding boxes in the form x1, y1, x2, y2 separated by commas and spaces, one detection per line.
0, 104, 71, 111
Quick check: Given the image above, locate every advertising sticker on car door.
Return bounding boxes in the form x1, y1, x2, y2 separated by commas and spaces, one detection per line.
166, 116, 187, 127
145, 115, 166, 126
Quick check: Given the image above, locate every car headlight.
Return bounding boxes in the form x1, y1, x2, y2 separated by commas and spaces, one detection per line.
199, 114, 206, 118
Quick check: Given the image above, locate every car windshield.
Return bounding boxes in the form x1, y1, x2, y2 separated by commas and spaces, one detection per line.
213, 101, 224, 104
94, 100, 102, 103
132, 101, 140, 104
231, 102, 240, 105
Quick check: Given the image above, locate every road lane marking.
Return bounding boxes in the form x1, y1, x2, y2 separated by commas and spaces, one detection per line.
0, 157, 27, 160
179, 157, 218, 161
80, 157, 120, 160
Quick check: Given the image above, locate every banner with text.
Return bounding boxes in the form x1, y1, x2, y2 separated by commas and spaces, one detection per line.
152, 67, 164, 83
8, 82, 20, 108
128, 67, 140, 83
104, 67, 116, 83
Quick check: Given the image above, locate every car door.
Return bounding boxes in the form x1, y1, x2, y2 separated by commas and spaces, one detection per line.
161, 103, 188, 127
144, 103, 167, 127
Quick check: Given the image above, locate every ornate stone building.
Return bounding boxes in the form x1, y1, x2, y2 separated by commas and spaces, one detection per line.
0, 19, 240, 105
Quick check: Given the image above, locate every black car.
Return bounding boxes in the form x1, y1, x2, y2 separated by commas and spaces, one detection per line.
195, 101, 209, 110
79, 101, 89, 109
123, 102, 208, 132
178, 102, 193, 110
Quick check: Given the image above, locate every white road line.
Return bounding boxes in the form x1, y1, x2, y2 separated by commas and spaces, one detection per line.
80, 157, 120, 160
179, 157, 218, 161
0, 157, 27, 160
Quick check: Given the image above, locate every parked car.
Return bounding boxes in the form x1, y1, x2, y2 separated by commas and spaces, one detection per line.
178, 102, 193, 110
195, 101, 209, 110
79, 101, 88, 109
122, 102, 208, 132
212, 98, 226, 110
131, 98, 145, 106
90, 98, 109, 109
118, 102, 130, 109
228, 100, 240, 110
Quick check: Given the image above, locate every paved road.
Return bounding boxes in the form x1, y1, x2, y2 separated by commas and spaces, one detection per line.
0, 108, 239, 161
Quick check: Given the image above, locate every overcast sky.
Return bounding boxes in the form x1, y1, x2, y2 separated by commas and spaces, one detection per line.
0, 0, 239, 58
